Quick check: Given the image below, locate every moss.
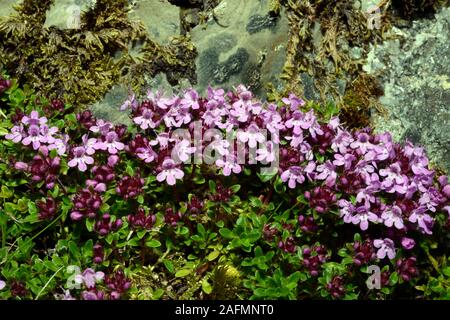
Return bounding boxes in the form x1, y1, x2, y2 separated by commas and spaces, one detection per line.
266, 0, 394, 127
0, 0, 197, 108
391, 0, 450, 20
339, 73, 386, 129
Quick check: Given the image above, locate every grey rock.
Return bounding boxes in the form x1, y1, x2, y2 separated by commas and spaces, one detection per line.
190, 0, 289, 98
365, 7, 450, 173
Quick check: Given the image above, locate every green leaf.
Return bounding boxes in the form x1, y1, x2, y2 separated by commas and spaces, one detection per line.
209, 180, 216, 193
230, 184, 241, 193
146, 239, 161, 248
163, 260, 174, 273
249, 196, 263, 208
390, 272, 399, 285
0, 186, 12, 198
219, 228, 234, 239
69, 241, 80, 259
257, 169, 277, 182
442, 267, 450, 277
207, 250, 220, 261
85, 218, 95, 232
202, 279, 213, 294
197, 223, 206, 236
126, 164, 135, 176
175, 269, 193, 278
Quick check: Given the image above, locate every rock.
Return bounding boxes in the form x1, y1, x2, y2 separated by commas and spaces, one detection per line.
190, 0, 289, 98
0, 0, 22, 18
128, 0, 180, 44
44, 0, 92, 29
364, 6, 450, 173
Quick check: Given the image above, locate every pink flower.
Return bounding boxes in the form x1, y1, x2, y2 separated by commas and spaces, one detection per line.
21, 110, 47, 126
237, 123, 266, 148
5, 124, 24, 143
120, 94, 137, 111
68, 146, 94, 172
172, 139, 196, 163
108, 154, 120, 167
156, 96, 179, 110
282, 93, 305, 110
216, 156, 242, 176
22, 125, 45, 150
48, 134, 69, 156
90, 119, 113, 135
299, 110, 323, 138
39, 125, 59, 144
74, 268, 104, 289
338, 199, 355, 223
150, 133, 174, 150
285, 111, 305, 135
281, 166, 305, 189
381, 206, 404, 229
351, 132, 373, 154
133, 108, 157, 130
351, 206, 378, 231
82, 134, 99, 155
14, 161, 28, 170
156, 159, 184, 185
379, 163, 409, 194
333, 153, 356, 171
409, 207, 434, 235
209, 138, 230, 157
315, 160, 337, 187
0, 279, 5, 290
256, 141, 276, 163
401, 237, 416, 250
373, 238, 396, 260
136, 146, 156, 163
104, 131, 124, 154
180, 89, 200, 110
331, 129, 354, 154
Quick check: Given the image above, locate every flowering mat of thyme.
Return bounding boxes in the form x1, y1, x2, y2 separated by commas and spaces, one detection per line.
0, 76, 449, 300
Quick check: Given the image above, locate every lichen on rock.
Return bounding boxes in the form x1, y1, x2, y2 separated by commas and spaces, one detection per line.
365, 6, 450, 173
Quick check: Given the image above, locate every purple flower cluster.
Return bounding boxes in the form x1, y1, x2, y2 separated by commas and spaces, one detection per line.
187, 196, 204, 216
37, 197, 58, 220
118, 85, 450, 260
164, 208, 182, 226
302, 245, 329, 276
104, 270, 131, 300
0, 77, 11, 94
93, 243, 104, 264
298, 215, 318, 233
14, 152, 60, 189
326, 276, 346, 298
352, 240, 376, 266
128, 207, 156, 230
86, 165, 115, 193
94, 214, 122, 236
396, 257, 419, 282
278, 236, 296, 253
70, 188, 102, 221
6, 111, 67, 155
116, 173, 144, 200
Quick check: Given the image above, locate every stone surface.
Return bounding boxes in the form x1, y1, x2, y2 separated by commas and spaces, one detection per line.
44, 0, 90, 29
128, 0, 180, 44
190, 0, 289, 98
364, 7, 450, 172
0, 0, 21, 17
